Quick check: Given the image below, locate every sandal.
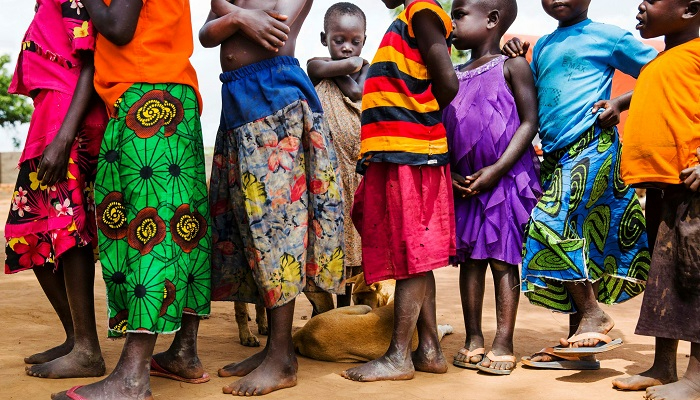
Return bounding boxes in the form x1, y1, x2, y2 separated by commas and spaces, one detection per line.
476, 351, 516, 375
453, 347, 484, 369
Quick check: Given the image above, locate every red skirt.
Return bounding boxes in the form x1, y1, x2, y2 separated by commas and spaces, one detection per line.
352, 163, 456, 284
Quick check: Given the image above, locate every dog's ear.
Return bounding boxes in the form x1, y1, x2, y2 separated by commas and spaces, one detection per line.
370, 283, 381, 292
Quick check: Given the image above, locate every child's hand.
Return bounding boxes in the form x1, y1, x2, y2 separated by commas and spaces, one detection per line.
502, 38, 530, 58
37, 135, 73, 187
592, 99, 622, 129
451, 172, 472, 198
466, 165, 502, 196
237, 8, 290, 52
680, 148, 700, 192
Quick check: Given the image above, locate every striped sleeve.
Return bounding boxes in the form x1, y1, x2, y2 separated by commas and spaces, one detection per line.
405, 0, 453, 39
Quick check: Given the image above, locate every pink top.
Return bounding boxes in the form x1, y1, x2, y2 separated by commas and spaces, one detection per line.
9, 0, 96, 97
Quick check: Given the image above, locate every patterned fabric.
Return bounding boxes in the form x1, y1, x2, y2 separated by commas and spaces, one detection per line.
210, 57, 345, 309
10, 0, 97, 97
521, 125, 650, 312
636, 186, 700, 343
5, 92, 105, 273
358, 0, 453, 172
95, 83, 211, 337
444, 56, 541, 265
315, 79, 362, 268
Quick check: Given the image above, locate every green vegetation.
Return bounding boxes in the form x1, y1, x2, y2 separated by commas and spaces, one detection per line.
0, 54, 33, 149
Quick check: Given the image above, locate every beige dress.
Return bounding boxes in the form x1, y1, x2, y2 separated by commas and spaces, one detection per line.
316, 79, 362, 270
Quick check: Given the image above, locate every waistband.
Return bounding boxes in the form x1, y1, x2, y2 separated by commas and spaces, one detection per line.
220, 56, 300, 83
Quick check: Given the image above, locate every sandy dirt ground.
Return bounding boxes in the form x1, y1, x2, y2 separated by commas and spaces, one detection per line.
0, 185, 690, 400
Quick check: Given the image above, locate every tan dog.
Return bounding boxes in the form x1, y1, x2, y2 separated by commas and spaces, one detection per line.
233, 302, 268, 347
292, 273, 453, 362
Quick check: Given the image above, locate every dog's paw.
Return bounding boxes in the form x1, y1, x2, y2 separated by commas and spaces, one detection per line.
239, 334, 261, 347
257, 324, 269, 336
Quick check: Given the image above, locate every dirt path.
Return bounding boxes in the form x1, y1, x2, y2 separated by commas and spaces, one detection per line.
0, 186, 689, 400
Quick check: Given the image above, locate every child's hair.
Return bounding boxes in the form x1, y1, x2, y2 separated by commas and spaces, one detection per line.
323, 2, 367, 33
483, 0, 518, 34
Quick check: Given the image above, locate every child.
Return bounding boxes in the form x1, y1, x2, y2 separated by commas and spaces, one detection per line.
5, 0, 106, 379
612, 1, 700, 398
502, 0, 656, 368
342, 0, 458, 382
444, 0, 541, 375
53, 0, 212, 398
307, 2, 369, 308
202, 0, 345, 396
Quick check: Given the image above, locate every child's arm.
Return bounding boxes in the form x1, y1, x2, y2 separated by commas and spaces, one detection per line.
465, 57, 539, 196
590, 91, 633, 129
412, 10, 458, 109
307, 57, 364, 83
79, 0, 142, 46
680, 148, 700, 191
37, 53, 96, 186
333, 62, 369, 102
200, 1, 290, 50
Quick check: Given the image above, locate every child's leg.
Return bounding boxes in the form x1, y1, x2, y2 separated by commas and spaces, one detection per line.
455, 260, 488, 366
645, 342, 700, 400
479, 260, 519, 371
52, 332, 158, 400
26, 266, 74, 364
412, 271, 448, 373
613, 338, 678, 391
27, 245, 104, 378
342, 275, 428, 382
223, 300, 298, 396
561, 281, 614, 347
151, 314, 206, 380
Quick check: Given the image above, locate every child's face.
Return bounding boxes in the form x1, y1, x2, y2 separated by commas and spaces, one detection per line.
322, 15, 366, 59
636, 0, 691, 38
451, 0, 490, 50
541, 0, 591, 23
381, 0, 404, 10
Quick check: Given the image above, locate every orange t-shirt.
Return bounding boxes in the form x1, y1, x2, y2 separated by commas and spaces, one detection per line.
93, 0, 202, 115
621, 38, 700, 186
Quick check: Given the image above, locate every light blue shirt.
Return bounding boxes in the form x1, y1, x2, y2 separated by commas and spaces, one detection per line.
532, 19, 657, 152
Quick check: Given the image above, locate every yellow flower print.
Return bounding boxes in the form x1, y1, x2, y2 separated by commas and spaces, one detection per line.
241, 172, 266, 219
280, 253, 302, 296
28, 171, 48, 191
323, 165, 341, 200
7, 237, 28, 251
317, 247, 344, 288
73, 21, 89, 39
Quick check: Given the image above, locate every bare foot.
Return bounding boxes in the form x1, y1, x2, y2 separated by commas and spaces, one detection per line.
412, 344, 448, 374
152, 350, 206, 380
218, 348, 267, 377
479, 352, 515, 372
613, 373, 674, 391
222, 354, 297, 396
645, 378, 700, 400
341, 355, 415, 382
24, 340, 73, 364
26, 350, 105, 379
454, 336, 485, 366
560, 311, 615, 348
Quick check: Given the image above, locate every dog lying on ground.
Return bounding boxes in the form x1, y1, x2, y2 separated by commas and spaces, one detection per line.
292, 274, 453, 362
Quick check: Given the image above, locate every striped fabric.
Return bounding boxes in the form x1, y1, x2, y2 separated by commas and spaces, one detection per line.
358, 0, 452, 173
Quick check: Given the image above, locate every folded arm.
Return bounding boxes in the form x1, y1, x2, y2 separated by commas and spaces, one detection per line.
80, 0, 142, 46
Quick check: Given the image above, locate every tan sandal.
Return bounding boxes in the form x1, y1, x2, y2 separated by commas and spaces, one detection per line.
453, 347, 484, 369
476, 351, 517, 375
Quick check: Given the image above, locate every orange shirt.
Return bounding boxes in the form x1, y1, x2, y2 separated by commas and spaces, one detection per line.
622, 38, 700, 186
93, 0, 201, 115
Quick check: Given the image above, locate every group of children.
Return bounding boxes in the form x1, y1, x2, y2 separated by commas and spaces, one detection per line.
4, 0, 700, 399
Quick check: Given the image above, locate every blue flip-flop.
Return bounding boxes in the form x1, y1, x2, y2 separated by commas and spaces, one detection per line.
552, 332, 623, 357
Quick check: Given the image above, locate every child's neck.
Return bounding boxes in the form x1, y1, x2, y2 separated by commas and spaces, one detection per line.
558, 10, 588, 28
664, 28, 700, 51
469, 39, 502, 61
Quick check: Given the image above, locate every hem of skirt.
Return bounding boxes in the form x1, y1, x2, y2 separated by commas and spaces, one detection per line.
365, 261, 449, 285
635, 327, 700, 344
4, 238, 94, 274
452, 253, 522, 266
107, 312, 211, 337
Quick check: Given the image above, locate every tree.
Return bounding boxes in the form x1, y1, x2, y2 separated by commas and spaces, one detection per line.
0, 54, 33, 148
389, 0, 469, 64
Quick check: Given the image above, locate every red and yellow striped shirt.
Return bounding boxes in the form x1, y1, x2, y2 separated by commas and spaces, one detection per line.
358, 0, 452, 172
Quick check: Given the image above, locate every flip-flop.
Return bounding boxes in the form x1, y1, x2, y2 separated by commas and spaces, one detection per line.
476, 351, 516, 375
521, 347, 600, 370
552, 332, 623, 357
149, 358, 211, 384
66, 386, 87, 400
453, 347, 484, 369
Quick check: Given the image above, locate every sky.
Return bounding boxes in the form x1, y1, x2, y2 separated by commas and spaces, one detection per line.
0, 0, 651, 151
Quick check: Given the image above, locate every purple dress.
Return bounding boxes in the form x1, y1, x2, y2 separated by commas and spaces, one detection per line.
443, 55, 542, 265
